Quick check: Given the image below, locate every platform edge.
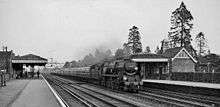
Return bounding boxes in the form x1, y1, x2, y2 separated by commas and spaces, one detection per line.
41, 75, 69, 107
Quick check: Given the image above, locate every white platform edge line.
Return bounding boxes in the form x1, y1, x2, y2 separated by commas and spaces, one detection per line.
142, 80, 220, 89
41, 75, 69, 107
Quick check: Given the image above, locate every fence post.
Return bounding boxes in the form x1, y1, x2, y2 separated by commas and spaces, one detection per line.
212, 70, 214, 83
193, 72, 195, 82
3, 73, 6, 86
0, 73, 2, 86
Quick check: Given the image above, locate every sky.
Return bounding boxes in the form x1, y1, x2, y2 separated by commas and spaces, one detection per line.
0, 0, 220, 62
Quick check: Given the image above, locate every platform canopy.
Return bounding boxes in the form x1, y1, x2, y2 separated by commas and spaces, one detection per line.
130, 53, 168, 62
12, 54, 47, 66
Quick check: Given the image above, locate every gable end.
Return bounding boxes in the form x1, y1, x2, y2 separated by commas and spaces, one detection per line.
172, 48, 197, 63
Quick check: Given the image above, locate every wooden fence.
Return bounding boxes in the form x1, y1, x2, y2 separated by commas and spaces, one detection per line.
170, 72, 220, 83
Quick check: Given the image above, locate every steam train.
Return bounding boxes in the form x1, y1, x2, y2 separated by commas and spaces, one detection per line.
53, 59, 142, 92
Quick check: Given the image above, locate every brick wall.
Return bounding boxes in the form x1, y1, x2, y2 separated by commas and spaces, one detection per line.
172, 58, 195, 72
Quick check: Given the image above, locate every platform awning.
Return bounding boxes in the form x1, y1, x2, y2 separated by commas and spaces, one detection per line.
132, 58, 168, 62
12, 60, 47, 63
12, 54, 47, 65
130, 53, 168, 62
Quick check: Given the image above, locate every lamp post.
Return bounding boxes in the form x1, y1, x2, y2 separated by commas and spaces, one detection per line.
0, 70, 3, 86
207, 62, 210, 73
1, 46, 8, 86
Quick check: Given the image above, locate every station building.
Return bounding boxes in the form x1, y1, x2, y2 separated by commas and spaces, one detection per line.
0, 50, 47, 81
130, 47, 198, 80
12, 54, 47, 78
162, 47, 198, 73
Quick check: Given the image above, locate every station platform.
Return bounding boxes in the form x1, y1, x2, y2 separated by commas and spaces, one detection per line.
0, 77, 63, 107
142, 79, 220, 97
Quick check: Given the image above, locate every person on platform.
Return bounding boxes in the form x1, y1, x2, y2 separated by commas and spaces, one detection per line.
24, 71, 27, 78
37, 70, 40, 78
30, 67, 34, 78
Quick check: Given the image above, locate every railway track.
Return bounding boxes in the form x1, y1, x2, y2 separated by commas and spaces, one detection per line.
43, 74, 149, 107
81, 83, 211, 107
141, 88, 220, 107
44, 74, 95, 107
53, 74, 220, 107
136, 91, 211, 107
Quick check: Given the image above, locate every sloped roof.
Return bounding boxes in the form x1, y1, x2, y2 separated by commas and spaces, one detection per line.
13, 54, 47, 61
12, 54, 47, 64
163, 46, 197, 58
162, 47, 182, 58
197, 54, 220, 66
163, 47, 197, 63
130, 53, 168, 62
130, 53, 167, 59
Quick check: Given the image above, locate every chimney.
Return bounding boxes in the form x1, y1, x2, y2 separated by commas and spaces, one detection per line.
2, 46, 8, 52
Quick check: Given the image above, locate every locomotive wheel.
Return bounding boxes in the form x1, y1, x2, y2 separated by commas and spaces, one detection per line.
115, 80, 119, 90
115, 83, 119, 90
99, 80, 102, 86
119, 83, 124, 91
106, 81, 109, 88
123, 86, 127, 91
108, 81, 111, 88
103, 80, 106, 87
112, 81, 116, 90
115, 82, 119, 90
110, 81, 113, 89
104, 81, 106, 87
101, 80, 104, 86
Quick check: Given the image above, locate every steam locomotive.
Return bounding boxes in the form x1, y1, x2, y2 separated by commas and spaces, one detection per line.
53, 59, 142, 92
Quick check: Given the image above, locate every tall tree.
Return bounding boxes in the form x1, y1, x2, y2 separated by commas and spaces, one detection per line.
105, 49, 112, 57
127, 26, 142, 54
82, 53, 95, 66
168, 2, 193, 47
160, 39, 170, 53
155, 46, 161, 54
63, 62, 71, 68
145, 46, 151, 53
93, 48, 112, 63
195, 32, 208, 56
114, 48, 125, 59
70, 60, 79, 67
123, 43, 131, 56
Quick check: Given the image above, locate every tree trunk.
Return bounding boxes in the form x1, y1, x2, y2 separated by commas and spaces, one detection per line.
180, 19, 184, 47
